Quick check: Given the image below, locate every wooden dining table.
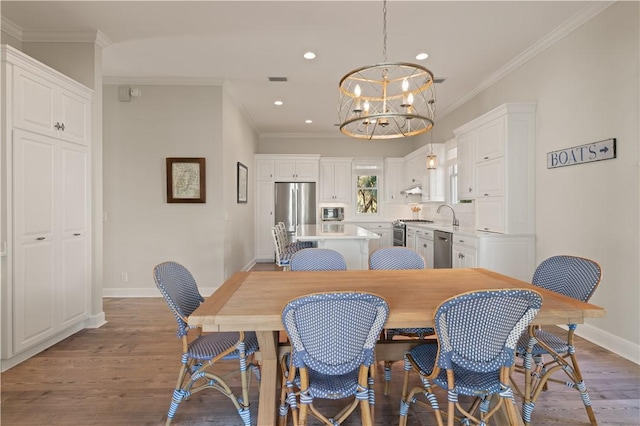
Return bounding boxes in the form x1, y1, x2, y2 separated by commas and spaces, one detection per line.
188, 268, 606, 426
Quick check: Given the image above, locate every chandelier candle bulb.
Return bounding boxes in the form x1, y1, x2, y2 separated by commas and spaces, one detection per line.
353, 84, 363, 112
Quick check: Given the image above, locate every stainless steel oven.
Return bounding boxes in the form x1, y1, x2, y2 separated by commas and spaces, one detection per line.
392, 221, 406, 246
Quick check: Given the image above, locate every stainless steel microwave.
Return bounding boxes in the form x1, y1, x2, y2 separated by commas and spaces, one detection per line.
321, 207, 344, 221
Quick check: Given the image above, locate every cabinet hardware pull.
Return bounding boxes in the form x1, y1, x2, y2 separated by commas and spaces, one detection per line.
54, 122, 61, 130
36, 237, 45, 240
484, 193, 489, 196
73, 233, 81, 236
60, 123, 65, 131
484, 156, 489, 160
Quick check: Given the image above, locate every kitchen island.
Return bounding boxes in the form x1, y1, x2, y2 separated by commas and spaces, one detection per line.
294, 223, 380, 270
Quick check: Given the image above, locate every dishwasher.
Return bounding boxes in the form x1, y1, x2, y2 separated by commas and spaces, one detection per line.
433, 230, 453, 268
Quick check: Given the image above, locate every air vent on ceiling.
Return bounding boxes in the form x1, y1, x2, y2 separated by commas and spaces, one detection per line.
269, 77, 288, 82
433, 77, 446, 84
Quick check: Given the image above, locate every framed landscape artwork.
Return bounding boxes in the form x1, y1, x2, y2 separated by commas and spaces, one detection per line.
166, 157, 206, 203
237, 162, 248, 203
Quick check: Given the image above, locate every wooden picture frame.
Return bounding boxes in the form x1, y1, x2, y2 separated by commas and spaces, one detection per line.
237, 162, 248, 203
166, 157, 206, 203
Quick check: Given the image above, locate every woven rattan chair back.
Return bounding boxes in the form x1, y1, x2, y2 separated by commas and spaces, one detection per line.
369, 246, 425, 270
532, 255, 601, 302
279, 292, 389, 425
154, 261, 203, 334
435, 289, 542, 372
290, 248, 347, 271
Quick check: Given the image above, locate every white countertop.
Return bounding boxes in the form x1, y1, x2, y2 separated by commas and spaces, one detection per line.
295, 224, 381, 241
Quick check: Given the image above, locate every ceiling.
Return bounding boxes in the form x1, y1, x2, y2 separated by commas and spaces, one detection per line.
1, 1, 596, 138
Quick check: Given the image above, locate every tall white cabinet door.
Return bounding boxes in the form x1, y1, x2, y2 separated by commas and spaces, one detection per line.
12, 67, 57, 138
256, 181, 275, 260
58, 90, 90, 145
12, 130, 57, 351
60, 143, 90, 325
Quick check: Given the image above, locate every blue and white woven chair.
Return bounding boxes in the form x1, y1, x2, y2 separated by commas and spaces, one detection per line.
515, 255, 602, 426
153, 261, 260, 425
290, 248, 347, 271
278, 292, 389, 426
277, 221, 314, 252
369, 246, 434, 395
399, 289, 542, 426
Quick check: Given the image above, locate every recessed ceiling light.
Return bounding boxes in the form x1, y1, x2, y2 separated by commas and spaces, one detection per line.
416, 52, 429, 60
303, 52, 316, 60
305, 119, 313, 124
274, 100, 283, 106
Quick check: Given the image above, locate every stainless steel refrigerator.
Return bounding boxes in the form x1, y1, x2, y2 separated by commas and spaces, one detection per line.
274, 182, 316, 236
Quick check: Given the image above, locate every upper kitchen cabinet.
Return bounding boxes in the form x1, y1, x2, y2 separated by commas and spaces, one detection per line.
11, 54, 91, 146
256, 158, 275, 181
403, 148, 426, 190
274, 156, 319, 182
403, 144, 445, 203
453, 103, 536, 234
320, 158, 352, 202
383, 158, 404, 203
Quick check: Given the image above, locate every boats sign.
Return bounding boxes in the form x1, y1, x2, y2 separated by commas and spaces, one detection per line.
547, 138, 616, 169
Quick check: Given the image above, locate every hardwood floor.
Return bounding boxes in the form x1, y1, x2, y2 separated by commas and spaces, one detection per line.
1, 264, 638, 425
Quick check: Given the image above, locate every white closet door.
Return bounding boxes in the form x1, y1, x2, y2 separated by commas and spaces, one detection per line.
60, 142, 90, 325
12, 130, 56, 351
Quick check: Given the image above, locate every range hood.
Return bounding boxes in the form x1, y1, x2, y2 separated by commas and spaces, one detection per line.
401, 184, 423, 195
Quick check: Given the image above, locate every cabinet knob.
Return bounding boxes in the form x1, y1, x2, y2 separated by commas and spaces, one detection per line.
484, 193, 489, 196
468, 187, 473, 192
484, 156, 489, 160
54, 122, 61, 130
423, 244, 427, 248
60, 123, 65, 131
460, 253, 465, 259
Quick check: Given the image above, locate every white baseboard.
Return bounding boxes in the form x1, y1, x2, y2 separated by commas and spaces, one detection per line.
574, 323, 640, 365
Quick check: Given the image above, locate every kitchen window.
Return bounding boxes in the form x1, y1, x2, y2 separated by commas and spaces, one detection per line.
356, 175, 378, 214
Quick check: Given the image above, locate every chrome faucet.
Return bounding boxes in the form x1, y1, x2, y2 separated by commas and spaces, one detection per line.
436, 204, 459, 227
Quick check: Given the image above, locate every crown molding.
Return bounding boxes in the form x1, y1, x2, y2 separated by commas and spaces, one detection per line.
438, 1, 616, 119
0, 17, 23, 40
21, 29, 113, 47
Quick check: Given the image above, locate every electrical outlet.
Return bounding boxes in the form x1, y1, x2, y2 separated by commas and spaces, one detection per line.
120, 272, 128, 282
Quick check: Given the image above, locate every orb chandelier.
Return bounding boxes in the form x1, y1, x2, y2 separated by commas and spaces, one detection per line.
338, 0, 436, 140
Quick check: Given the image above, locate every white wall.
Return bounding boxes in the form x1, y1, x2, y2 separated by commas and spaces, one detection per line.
222, 90, 259, 279
103, 85, 232, 295
432, 2, 640, 361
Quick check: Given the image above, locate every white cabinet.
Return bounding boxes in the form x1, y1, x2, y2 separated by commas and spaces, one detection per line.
255, 181, 275, 261
275, 157, 319, 181
456, 132, 476, 200
406, 227, 417, 250
403, 153, 424, 189
1, 46, 92, 366
357, 222, 392, 253
414, 228, 434, 268
453, 103, 536, 234
452, 235, 477, 269
320, 158, 352, 202
12, 61, 90, 145
475, 158, 504, 197
256, 158, 275, 181
384, 158, 404, 203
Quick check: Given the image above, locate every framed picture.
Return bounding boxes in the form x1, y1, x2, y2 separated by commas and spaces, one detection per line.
166, 157, 206, 203
237, 162, 248, 203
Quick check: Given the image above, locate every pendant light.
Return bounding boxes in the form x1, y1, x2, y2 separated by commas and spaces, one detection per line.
338, 0, 436, 140
426, 131, 437, 169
